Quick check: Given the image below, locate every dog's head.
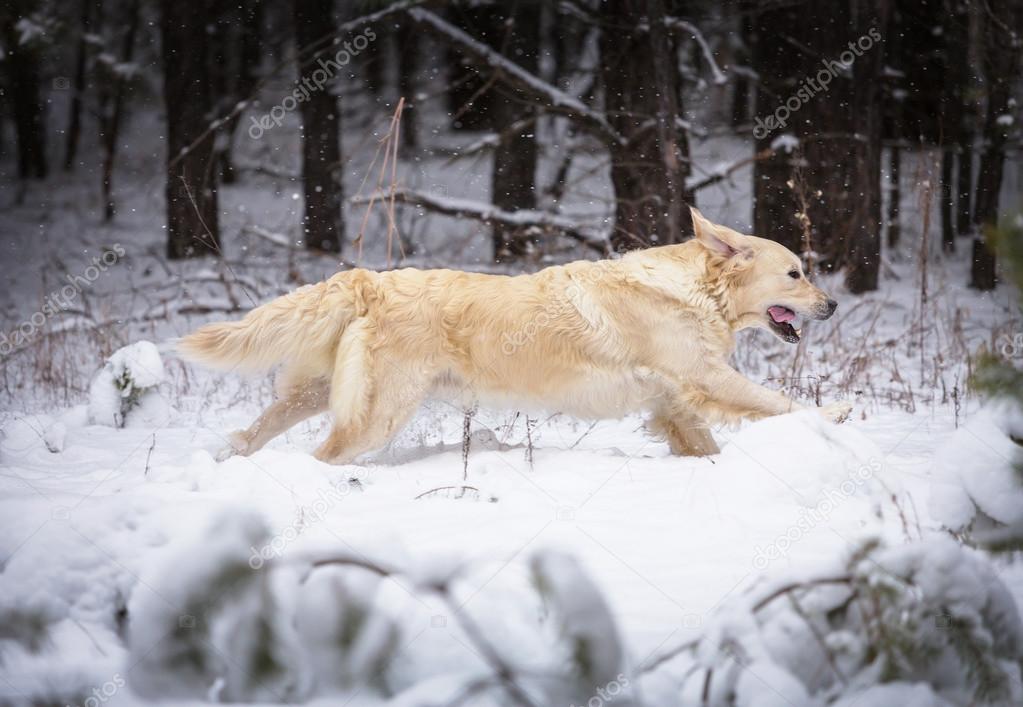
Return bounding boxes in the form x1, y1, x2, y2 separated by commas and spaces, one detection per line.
690, 208, 837, 344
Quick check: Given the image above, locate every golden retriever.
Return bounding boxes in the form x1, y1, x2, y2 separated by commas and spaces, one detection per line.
179, 208, 851, 463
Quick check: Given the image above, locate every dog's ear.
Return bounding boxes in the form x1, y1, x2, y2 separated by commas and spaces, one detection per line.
690, 207, 752, 263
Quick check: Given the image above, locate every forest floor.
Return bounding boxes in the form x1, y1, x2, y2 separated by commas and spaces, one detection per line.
1, 94, 1021, 705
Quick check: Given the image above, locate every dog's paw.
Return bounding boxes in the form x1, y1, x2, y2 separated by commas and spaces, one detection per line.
819, 401, 853, 424
215, 431, 249, 462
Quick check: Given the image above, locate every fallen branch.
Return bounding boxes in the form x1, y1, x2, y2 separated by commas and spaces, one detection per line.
351, 187, 611, 255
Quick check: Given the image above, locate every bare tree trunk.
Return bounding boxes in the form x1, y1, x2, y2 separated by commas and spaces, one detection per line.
64, 0, 96, 171
601, 0, 692, 251
950, 0, 975, 237
750, 2, 803, 252
491, 3, 540, 261
1, 1, 48, 180
803, 0, 888, 293
730, 11, 751, 129
396, 17, 418, 151
969, 0, 1021, 290
214, 0, 264, 184
887, 143, 901, 248
445, 5, 502, 131
940, 148, 955, 252
292, 0, 343, 252
161, 0, 221, 258
101, 0, 140, 221
956, 124, 974, 236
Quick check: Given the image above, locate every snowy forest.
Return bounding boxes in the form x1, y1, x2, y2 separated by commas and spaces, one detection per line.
1, 0, 1023, 705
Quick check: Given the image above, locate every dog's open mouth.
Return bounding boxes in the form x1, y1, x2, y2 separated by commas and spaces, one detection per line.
767, 305, 801, 343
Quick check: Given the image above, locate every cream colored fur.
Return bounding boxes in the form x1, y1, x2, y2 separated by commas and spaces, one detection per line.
178, 209, 851, 464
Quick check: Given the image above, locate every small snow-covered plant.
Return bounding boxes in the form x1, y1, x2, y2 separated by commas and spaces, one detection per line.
128, 510, 308, 702
294, 565, 401, 695
689, 538, 1023, 706
87, 341, 167, 427
531, 550, 632, 706
0, 605, 54, 655
970, 212, 1023, 551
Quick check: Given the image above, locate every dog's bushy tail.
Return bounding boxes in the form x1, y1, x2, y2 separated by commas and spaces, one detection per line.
178, 278, 353, 373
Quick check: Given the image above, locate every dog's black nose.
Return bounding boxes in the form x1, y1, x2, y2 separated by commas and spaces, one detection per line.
825, 298, 838, 316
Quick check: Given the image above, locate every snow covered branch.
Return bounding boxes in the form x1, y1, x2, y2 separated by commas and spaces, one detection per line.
662, 17, 727, 86
406, 8, 625, 146
350, 187, 611, 255
685, 148, 776, 192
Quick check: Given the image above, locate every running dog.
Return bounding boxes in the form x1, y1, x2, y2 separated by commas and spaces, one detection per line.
179, 208, 851, 463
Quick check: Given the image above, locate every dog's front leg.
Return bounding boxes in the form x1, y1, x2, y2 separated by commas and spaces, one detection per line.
689, 365, 810, 422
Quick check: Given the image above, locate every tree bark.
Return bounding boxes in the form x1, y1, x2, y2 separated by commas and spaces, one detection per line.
749, 1, 803, 253
1, 0, 48, 180
969, 0, 1021, 290
64, 0, 96, 171
491, 3, 540, 261
292, 0, 344, 253
101, 0, 140, 221
940, 148, 955, 252
161, 0, 221, 258
887, 143, 901, 248
730, 11, 751, 129
601, 0, 692, 251
396, 17, 418, 151
444, 4, 502, 131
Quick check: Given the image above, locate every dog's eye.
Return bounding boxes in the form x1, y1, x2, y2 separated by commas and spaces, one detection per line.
788, 270, 800, 280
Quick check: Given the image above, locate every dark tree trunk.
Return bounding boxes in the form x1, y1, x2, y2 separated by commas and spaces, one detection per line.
64, 0, 95, 171
887, 143, 901, 248
940, 148, 955, 252
1, 2, 48, 180
969, 0, 1021, 290
949, 0, 975, 237
101, 0, 140, 221
956, 130, 974, 236
803, 0, 888, 293
749, 2, 803, 253
396, 17, 418, 151
361, 21, 386, 97
883, 4, 903, 250
161, 0, 221, 259
444, 5, 502, 131
490, 3, 540, 261
730, 12, 751, 128
601, 0, 692, 251
292, 0, 343, 253
214, 0, 264, 184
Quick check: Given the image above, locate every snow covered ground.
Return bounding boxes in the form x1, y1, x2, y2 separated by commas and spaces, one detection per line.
2, 78, 1023, 706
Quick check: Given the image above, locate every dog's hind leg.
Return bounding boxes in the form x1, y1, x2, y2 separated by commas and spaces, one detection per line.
312, 319, 429, 465
218, 378, 329, 460
313, 369, 428, 465
651, 406, 720, 457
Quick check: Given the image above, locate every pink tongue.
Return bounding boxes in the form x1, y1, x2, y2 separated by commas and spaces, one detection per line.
769, 306, 795, 323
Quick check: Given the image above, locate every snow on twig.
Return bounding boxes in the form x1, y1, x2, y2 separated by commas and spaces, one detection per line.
350, 187, 611, 255
663, 17, 728, 85
407, 8, 625, 146
685, 148, 775, 192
